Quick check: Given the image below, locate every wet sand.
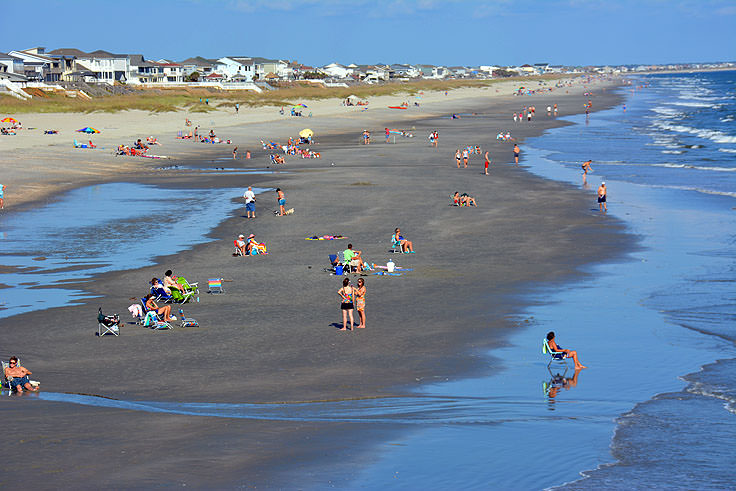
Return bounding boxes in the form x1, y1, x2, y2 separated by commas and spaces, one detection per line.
0, 80, 629, 488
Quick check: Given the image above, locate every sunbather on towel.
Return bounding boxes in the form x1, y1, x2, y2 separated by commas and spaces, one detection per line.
4, 356, 38, 393
144, 293, 175, 322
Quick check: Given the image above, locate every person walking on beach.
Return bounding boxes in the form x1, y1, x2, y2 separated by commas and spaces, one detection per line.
546, 331, 586, 369
354, 278, 366, 329
484, 151, 491, 175
455, 149, 462, 168
385, 128, 390, 143
0, 183, 5, 209
235, 103, 239, 114
244, 186, 256, 219
338, 278, 355, 331
233, 147, 238, 159
276, 188, 286, 216
462, 148, 469, 168
597, 182, 607, 212
513, 144, 520, 165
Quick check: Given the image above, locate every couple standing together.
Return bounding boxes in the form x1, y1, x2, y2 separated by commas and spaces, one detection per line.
338, 277, 366, 331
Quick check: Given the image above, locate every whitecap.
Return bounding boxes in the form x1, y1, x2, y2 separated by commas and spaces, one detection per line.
718, 148, 736, 154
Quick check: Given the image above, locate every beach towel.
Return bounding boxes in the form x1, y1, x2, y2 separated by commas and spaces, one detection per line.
305, 235, 347, 241
128, 303, 143, 318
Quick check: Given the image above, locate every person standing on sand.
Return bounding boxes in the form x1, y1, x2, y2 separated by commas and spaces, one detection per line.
554, 103, 558, 116
244, 186, 256, 219
597, 182, 607, 212
338, 278, 355, 331
354, 278, 366, 329
235, 103, 239, 114
0, 183, 5, 209
276, 188, 286, 216
455, 149, 462, 168
513, 144, 520, 165
385, 128, 390, 143
233, 147, 238, 159
484, 151, 491, 175
462, 148, 469, 168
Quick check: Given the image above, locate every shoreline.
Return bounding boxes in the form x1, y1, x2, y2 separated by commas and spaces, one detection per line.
0, 78, 631, 487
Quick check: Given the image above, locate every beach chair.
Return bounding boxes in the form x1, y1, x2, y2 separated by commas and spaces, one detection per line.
337, 251, 356, 273
542, 338, 569, 368
234, 240, 245, 256
208, 278, 224, 294
176, 276, 199, 295
170, 287, 194, 304
177, 309, 199, 328
1, 359, 40, 394
142, 311, 173, 330
390, 236, 404, 254
151, 286, 174, 303
97, 307, 121, 337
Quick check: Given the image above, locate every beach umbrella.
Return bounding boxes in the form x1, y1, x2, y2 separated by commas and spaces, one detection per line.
293, 103, 308, 108
76, 127, 100, 134
2, 117, 18, 123
299, 128, 314, 138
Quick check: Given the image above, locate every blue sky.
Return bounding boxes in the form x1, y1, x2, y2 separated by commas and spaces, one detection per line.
2, 0, 734, 66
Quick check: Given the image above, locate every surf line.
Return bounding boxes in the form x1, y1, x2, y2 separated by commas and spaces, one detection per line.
24, 391, 590, 424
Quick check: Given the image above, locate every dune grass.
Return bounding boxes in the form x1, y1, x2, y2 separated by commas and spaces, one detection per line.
1, 75, 569, 114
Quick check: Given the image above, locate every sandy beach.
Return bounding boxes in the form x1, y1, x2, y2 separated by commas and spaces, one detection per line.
0, 77, 628, 488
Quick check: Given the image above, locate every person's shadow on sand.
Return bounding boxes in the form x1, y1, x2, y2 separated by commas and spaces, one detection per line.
330, 322, 349, 330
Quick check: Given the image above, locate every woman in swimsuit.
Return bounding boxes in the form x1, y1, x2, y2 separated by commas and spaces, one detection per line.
338, 278, 355, 331
144, 293, 175, 322
354, 278, 366, 329
546, 331, 586, 369
455, 150, 461, 168
394, 228, 414, 252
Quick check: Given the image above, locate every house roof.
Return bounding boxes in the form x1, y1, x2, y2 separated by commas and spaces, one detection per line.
205, 72, 224, 79
48, 48, 88, 57
0, 52, 23, 61
128, 54, 156, 67
180, 56, 215, 66
86, 49, 128, 59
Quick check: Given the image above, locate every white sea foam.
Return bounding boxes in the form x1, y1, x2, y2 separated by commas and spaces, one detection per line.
718, 148, 736, 154
667, 101, 716, 108
721, 116, 734, 123
686, 382, 736, 416
651, 106, 682, 117
649, 184, 736, 198
661, 150, 685, 154
653, 121, 736, 144
652, 163, 736, 172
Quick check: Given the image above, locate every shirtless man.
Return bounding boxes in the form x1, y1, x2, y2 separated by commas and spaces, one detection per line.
597, 182, 607, 212
582, 160, 593, 178
484, 151, 491, 175
4, 356, 38, 392
513, 144, 520, 165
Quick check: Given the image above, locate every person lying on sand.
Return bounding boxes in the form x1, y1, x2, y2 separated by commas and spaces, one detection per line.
4, 356, 38, 393
546, 331, 587, 369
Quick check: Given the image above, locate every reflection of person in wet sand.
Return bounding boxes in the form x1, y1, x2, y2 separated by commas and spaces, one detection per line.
546, 331, 586, 369
546, 367, 582, 398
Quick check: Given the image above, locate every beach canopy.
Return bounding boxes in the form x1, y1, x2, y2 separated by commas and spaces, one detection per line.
1, 117, 17, 123
299, 128, 314, 138
346, 94, 360, 101
293, 103, 308, 108
76, 127, 100, 134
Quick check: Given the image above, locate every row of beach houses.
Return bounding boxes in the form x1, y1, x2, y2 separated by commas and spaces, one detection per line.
0, 47, 577, 90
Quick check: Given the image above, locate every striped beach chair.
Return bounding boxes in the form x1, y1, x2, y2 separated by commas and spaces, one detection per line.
208, 278, 224, 294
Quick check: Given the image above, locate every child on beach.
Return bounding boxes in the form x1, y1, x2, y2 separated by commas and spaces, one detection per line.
276, 188, 286, 216
338, 278, 355, 331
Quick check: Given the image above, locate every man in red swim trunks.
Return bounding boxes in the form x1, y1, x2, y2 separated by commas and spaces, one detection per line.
484, 151, 491, 175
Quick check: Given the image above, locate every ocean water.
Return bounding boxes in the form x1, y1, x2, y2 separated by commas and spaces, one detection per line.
346, 72, 735, 489
0, 183, 263, 319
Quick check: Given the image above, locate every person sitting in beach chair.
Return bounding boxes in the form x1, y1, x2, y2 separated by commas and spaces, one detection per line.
247, 234, 267, 255
3, 356, 39, 393
97, 307, 121, 336
151, 277, 172, 298
544, 331, 586, 369
163, 270, 183, 293
144, 293, 176, 322
235, 234, 247, 256
342, 244, 364, 273
393, 228, 415, 253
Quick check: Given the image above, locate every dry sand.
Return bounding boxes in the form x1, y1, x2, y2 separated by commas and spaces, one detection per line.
0, 77, 628, 488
